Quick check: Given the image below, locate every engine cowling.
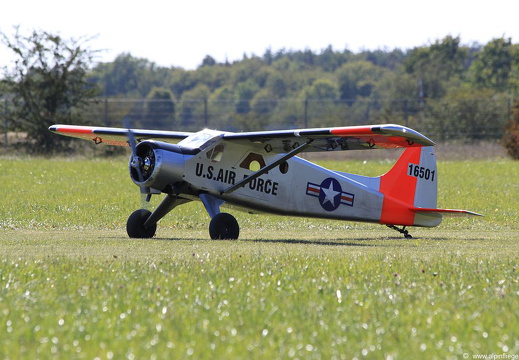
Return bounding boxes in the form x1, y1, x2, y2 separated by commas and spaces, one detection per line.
129, 141, 197, 193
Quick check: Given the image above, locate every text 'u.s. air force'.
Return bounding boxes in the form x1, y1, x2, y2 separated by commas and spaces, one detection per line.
195, 163, 279, 195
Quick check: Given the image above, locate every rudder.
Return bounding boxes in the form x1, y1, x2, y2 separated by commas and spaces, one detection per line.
379, 146, 439, 226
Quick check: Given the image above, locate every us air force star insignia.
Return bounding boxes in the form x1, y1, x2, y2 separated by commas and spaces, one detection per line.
306, 178, 355, 211
320, 180, 341, 209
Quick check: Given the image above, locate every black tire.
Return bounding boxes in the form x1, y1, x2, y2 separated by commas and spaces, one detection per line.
209, 213, 239, 240
126, 209, 157, 238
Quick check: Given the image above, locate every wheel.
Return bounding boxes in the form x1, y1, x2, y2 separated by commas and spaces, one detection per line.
126, 209, 157, 238
209, 213, 239, 240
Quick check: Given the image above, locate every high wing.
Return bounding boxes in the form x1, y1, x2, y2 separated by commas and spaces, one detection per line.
49, 123, 434, 152
49, 125, 193, 146
221, 124, 435, 153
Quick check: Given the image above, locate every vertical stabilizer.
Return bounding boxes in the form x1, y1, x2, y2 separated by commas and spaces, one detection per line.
379, 146, 439, 226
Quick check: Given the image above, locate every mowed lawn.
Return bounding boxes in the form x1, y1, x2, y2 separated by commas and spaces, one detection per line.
0, 153, 518, 359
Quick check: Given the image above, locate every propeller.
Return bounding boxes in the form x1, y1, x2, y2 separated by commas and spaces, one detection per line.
124, 119, 151, 209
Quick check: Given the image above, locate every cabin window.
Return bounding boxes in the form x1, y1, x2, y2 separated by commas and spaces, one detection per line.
279, 161, 289, 174
206, 144, 225, 162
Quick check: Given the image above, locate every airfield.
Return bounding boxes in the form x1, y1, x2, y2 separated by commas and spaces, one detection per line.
1, 146, 518, 359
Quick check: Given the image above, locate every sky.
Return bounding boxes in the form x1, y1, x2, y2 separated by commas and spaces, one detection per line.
1, 0, 518, 70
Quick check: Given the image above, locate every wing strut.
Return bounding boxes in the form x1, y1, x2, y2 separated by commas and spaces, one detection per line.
222, 140, 313, 195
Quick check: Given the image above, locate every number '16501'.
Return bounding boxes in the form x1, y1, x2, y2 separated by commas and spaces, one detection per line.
408, 163, 435, 181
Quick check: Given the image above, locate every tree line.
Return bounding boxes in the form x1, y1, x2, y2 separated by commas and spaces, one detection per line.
1, 28, 519, 155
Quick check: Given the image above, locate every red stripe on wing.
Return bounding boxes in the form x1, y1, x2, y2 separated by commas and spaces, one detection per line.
54, 126, 96, 134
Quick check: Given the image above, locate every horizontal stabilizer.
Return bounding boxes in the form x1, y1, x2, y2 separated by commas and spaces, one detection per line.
412, 208, 484, 217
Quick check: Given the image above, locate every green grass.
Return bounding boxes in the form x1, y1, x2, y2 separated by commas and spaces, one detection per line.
1, 155, 518, 359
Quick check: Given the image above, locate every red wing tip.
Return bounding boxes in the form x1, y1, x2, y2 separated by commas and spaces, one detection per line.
49, 125, 65, 132
49, 125, 96, 134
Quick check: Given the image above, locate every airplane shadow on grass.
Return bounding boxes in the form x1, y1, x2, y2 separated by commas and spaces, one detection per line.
246, 238, 376, 247
110, 236, 381, 246
243, 235, 492, 246
241, 237, 428, 247
104, 235, 490, 246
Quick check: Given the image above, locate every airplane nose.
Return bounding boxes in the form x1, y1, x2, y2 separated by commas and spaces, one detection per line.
129, 141, 190, 193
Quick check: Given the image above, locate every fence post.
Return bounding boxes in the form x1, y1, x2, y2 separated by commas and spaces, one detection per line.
304, 98, 308, 128
204, 98, 208, 128
404, 100, 409, 127
104, 97, 109, 126
3, 98, 7, 147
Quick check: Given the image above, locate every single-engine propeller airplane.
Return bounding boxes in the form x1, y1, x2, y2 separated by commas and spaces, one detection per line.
49, 123, 481, 240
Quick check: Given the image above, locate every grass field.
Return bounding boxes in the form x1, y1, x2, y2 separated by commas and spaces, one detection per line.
1, 153, 518, 359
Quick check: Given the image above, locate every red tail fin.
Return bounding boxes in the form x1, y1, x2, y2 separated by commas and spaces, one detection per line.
379, 146, 438, 226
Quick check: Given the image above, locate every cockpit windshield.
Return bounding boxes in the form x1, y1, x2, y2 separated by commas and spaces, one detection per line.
178, 129, 224, 150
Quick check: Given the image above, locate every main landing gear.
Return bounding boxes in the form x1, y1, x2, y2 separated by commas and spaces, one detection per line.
209, 213, 240, 240
125, 194, 240, 240
126, 209, 240, 240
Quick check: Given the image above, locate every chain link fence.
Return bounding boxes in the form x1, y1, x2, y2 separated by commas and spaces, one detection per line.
1, 96, 513, 146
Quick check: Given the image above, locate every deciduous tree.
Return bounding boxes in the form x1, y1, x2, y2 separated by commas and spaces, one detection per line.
403, 36, 467, 99
470, 37, 513, 91
1, 27, 98, 152
144, 87, 176, 128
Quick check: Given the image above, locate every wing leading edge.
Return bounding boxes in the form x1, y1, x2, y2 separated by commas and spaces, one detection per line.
222, 124, 435, 153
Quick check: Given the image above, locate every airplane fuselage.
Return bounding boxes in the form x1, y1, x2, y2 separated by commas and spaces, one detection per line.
183, 140, 385, 224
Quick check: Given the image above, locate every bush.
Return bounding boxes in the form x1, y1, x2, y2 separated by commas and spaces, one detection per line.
503, 100, 519, 159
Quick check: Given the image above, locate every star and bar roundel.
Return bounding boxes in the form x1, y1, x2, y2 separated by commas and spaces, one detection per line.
306, 178, 355, 211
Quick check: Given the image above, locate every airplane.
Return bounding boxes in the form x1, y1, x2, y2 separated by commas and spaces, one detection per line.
49, 123, 481, 240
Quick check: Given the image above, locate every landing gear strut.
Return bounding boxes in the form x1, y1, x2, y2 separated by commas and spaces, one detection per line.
387, 225, 413, 239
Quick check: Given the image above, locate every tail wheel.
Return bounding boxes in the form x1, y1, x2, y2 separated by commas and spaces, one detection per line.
126, 209, 157, 238
209, 213, 239, 240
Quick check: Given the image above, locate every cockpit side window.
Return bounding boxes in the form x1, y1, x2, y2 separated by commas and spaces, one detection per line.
206, 144, 225, 162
